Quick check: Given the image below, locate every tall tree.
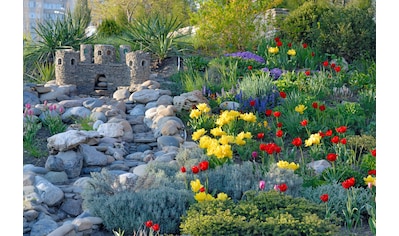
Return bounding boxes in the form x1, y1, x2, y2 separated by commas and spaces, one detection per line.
89, 0, 191, 26
73, 0, 92, 28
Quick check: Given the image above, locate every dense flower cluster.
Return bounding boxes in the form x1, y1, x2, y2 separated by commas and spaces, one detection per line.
224, 51, 266, 64
190, 178, 229, 202
276, 160, 299, 171
261, 67, 283, 80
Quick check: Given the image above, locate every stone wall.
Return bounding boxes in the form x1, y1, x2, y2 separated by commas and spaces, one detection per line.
55, 45, 151, 96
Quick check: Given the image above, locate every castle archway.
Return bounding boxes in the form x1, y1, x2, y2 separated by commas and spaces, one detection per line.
95, 74, 107, 90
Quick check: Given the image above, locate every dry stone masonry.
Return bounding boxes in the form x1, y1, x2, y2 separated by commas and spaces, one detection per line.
55, 44, 151, 96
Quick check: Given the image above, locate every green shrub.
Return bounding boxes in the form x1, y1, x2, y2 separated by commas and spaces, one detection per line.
82, 169, 193, 234
205, 161, 264, 201
261, 163, 303, 198
278, 1, 332, 45
359, 153, 376, 175
301, 182, 373, 223
180, 190, 340, 235
97, 18, 124, 37
183, 55, 210, 72
190, 0, 282, 53
311, 6, 376, 63
123, 14, 191, 67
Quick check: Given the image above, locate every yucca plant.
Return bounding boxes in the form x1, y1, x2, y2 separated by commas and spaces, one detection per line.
25, 62, 55, 84
23, 10, 94, 81
123, 14, 192, 67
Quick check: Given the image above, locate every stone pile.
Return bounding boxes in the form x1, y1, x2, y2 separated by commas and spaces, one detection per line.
23, 77, 208, 236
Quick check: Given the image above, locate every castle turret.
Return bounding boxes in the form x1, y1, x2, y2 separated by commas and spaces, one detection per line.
126, 51, 151, 87
80, 44, 93, 63
94, 44, 116, 64
55, 49, 79, 85
119, 45, 131, 64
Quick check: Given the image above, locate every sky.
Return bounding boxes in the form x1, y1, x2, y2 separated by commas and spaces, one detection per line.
1, 0, 395, 235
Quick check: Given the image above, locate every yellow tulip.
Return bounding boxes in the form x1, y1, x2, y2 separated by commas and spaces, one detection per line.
268, 47, 279, 54
190, 179, 202, 193
192, 128, 206, 141
295, 104, 307, 115
287, 49, 296, 56
363, 175, 376, 186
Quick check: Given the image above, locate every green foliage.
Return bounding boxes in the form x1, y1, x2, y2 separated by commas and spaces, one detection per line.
261, 163, 303, 198
321, 166, 364, 188
301, 182, 373, 224
82, 169, 193, 234
190, 0, 282, 53
206, 56, 241, 93
312, 6, 376, 63
347, 60, 376, 92
183, 55, 211, 72
359, 154, 376, 174
278, 1, 332, 45
97, 18, 124, 37
73, 0, 91, 30
358, 88, 376, 116
205, 162, 264, 201
346, 135, 376, 157
25, 62, 55, 84
24, 10, 94, 81
257, 37, 324, 71
23, 115, 46, 158
123, 14, 192, 66
238, 72, 277, 101
73, 116, 95, 131
180, 190, 339, 235
24, 10, 93, 64
42, 113, 68, 135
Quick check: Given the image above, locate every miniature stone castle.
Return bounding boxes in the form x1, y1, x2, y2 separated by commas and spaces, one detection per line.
55, 44, 151, 96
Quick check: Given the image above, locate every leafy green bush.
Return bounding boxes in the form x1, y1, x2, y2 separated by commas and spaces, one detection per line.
301, 182, 373, 222
180, 190, 340, 235
311, 6, 376, 63
205, 162, 264, 201
97, 18, 124, 37
123, 14, 191, 67
190, 0, 282, 53
82, 169, 193, 234
261, 163, 303, 198
278, 1, 332, 45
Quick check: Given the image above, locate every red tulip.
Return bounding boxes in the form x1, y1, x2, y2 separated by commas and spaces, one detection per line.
199, 161, 209, 171
326, 153, 337, 162
180, 166, 186, 173
276, 130, 283, 138
371, 149, 376, 157
152, 223, 160, 232
145, 220, 153, 228
273, 111, 281, 118
292, 137, 302, 147
278, 183, 288, 192
342, 177, 355, 189
191, 166, 199, 174
331, 136, 339, 144
320, 194, 329, 202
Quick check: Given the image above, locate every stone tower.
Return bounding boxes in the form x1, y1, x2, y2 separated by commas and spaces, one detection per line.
94, 45, 116, 64
80, 44, 93, 63
119, 45, 131, 64
55, 49, 79, 85
126, 51, 151, 89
